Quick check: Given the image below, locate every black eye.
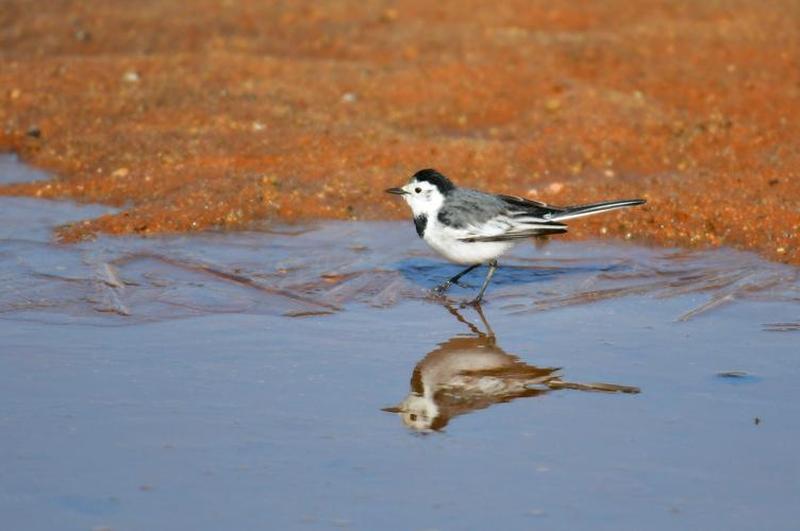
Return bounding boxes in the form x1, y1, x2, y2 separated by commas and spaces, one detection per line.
409, 414, 418, 421
415, 187, 422, 194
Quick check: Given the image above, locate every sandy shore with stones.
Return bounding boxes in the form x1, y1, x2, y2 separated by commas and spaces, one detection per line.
1, 0, 798, 263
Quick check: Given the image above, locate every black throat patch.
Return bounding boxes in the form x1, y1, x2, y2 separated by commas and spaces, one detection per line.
413, 214, 428, 238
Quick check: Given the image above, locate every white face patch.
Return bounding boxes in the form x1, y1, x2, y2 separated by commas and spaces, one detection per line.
401, 179, 445, 218
398, 394, 439, 431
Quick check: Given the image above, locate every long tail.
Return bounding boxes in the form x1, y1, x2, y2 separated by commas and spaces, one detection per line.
548, 199, 646, 222
548, 380, 641, 394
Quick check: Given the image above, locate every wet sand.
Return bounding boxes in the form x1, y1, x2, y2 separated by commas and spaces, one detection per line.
1, 0, 799, 264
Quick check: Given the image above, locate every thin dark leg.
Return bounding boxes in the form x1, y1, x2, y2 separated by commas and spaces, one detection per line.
468, 259, 498, 305
472, 304, 495, 339
433, 263, 480, 294
448, 263, 480, 285
443, 304, 482, 335
443, 303, 495, 340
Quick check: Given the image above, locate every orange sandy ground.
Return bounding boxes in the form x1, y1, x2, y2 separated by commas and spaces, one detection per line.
1, 0, 798, 264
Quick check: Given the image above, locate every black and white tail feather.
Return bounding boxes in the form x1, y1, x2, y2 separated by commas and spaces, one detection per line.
386, 168, 646, 304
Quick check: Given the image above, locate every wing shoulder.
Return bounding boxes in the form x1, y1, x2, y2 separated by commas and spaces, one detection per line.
436, 189, 508, 229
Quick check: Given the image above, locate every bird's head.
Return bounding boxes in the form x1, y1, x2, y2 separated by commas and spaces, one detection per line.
382, 393, 443, 432
386, 168, 455, 218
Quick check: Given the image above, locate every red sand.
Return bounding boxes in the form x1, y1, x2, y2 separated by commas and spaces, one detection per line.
1, 0, 798, 263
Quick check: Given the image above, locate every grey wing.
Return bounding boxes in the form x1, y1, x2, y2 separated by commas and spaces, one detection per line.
438, 188, 567, 242
440, 189, 567, 243
495, 194, 567, 218
460, 221, 567, 242
462, 195, 567, 242
436, 188, 509, 228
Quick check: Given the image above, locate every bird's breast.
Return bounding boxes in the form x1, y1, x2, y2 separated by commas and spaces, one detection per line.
422, 221, 515, 265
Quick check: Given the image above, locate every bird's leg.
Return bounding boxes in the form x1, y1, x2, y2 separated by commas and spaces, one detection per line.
447, 263, 481, 286
467, 260, 498, 305
472, 304, 495, 339
443, 303, 495, 343
433, 263, 480, 294
443, 304, 483, 335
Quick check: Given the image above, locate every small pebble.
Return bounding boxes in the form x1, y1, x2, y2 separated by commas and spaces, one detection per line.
547, 182, 564, 194
341, 92, 358, 103
251, 121, 266, 132
122, 70, 140, 83
380, 8, 399, 22
717, 370, 749, 378
544, 98, 561, 111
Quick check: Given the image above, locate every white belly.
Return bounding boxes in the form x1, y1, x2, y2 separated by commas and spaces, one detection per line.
423, 221, 516, 265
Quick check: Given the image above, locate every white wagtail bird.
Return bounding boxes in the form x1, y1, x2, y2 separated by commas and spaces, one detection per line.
382, 305, 639, 432
386, 168, 646, 304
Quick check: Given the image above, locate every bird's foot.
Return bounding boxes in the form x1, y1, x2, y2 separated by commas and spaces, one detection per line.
432, 281, 452, 295
463, 297, 484, 308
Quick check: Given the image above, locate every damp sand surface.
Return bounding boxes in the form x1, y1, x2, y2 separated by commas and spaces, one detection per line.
1, 164, 800, 530
2, 0, 800, 263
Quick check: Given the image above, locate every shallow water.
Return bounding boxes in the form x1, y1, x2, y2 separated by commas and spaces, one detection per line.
1, 160, 799, 530
0, 153, 51, 184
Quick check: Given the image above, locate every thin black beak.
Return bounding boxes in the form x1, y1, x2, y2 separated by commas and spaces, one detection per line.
385, 187, 408, 195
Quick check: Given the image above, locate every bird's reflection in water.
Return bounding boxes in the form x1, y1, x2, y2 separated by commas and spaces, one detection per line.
383, 306, 640, 432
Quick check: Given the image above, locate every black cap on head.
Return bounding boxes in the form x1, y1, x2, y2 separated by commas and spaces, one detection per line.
412, 168, 456, 194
